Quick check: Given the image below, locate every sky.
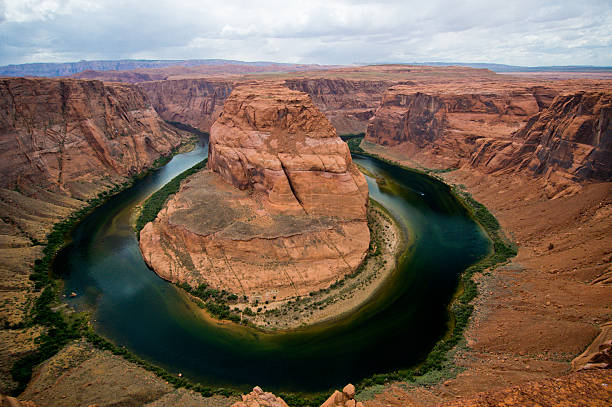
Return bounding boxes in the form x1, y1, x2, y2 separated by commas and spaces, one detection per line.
1, 0, 611, 67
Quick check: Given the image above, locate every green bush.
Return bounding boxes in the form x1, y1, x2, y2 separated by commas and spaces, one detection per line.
135, 159, 207, 233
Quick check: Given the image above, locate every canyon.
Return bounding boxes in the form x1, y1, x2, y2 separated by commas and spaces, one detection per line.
139, 84, 370, 303
0, 77, 190, 394
0, 64, 610, 406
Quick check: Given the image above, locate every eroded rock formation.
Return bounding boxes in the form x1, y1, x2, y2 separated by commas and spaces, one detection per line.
284, 78, 391, 135
365, 83, 611, 195
231, 386, 289, 407
140, 79, 234, 132
365, 83, 556, 166
0, 77, 185, 197
139, 84, 369, 301
471, 91, 612, 195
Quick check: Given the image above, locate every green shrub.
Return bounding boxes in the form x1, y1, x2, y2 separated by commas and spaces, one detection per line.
135, 159, 207, 233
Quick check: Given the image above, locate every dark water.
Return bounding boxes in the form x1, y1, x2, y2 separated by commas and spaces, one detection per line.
54, 137, 490, 393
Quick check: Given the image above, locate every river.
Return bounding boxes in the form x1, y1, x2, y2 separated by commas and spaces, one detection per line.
55, 136, 490, 393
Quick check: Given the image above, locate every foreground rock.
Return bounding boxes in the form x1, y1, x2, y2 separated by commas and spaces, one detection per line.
320, 384, 363, 407
140, 84, 369, 302
231, 387, 289, 407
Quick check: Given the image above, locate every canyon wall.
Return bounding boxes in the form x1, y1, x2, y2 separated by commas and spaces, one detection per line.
140, 79, 234, 132
137, 77, 390, 136
0, 77, 186, 196
0, 77, 188, 393
140, 84, 370, 301
365, 84, 558, 165
470, 91, 612, 191
365, 83, 611, 194
284, 78, 391, 134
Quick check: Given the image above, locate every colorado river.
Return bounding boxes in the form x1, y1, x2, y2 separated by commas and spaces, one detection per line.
55, 136, 490, 393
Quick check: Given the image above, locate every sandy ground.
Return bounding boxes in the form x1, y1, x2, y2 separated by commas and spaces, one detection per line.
17, 339, 237, 407
359, 142, 612, 407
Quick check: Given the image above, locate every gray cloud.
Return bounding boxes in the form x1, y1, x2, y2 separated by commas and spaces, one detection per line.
1, 0, 611, 66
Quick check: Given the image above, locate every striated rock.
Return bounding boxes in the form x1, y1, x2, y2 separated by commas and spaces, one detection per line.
140, 84, 369, 301
231, 387, 289, 407
208, 84, 368, 218
0, 77, 185, 196
138, 77, 389, 136
474, 91, 612, 195
284, 78, 391, 135
140, 79, 234, 132
365, 83, 611, 196
365, 83, 554, 153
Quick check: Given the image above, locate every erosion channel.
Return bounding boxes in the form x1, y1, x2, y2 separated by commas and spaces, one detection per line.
54, 135, 490, 393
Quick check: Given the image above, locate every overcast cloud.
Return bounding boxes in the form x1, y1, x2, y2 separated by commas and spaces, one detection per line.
1, 0, 611, 66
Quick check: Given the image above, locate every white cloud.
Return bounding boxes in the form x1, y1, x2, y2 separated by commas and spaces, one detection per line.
1, 0, 611, 66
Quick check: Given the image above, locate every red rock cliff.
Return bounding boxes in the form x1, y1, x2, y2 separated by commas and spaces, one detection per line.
284, 78, 391, 135
139, 79, 233, 132
139, 84, 370, 301
0, 77, 186, 197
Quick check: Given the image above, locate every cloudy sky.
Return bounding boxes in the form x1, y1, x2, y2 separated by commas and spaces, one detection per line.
1, 0, 611, 66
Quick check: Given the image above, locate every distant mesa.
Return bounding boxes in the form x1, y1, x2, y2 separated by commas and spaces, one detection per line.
139, 83, 370, 301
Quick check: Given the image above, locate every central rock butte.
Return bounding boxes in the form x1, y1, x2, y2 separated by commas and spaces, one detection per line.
139, 84, 370, 301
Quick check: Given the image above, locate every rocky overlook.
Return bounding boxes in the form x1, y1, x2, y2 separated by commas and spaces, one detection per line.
140, 84, 369, 301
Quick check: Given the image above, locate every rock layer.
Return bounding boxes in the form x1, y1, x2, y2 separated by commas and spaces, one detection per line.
140, 84, 369, 301
365, 84, 611, 195
284, 78, 391, 134
471, 91, 612, 194
0, 77, 185, 196
140, 79, 233, 132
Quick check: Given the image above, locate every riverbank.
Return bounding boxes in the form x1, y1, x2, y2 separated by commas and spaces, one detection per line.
356, 140, 612, 407
4, 133, 202, 395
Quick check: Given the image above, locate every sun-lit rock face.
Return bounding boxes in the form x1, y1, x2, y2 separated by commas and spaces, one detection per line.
140, 84, 370, 301
208, 84, 369, 219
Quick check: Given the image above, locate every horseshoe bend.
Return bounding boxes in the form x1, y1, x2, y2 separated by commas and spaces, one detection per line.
0, 60, 611, 407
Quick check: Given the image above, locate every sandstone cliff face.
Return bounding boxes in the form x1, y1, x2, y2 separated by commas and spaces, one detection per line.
137, 78, 389, 136
0, 77, 187, 393
284, 78, 391, 135
467, 91, 612, 197
208, 85, 369, 218
139, 79, 234, 132
140, 84, 369, 301
365, 84, 556, 151
0, 77, 185, 196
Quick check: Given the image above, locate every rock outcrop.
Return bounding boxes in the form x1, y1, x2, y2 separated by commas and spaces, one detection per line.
365, 83, 557, 166
231, 387, 289, 407
471, 91, 612, 194
140, 79, 234, 132
139, 84, 369, 301
320, 384, 363, 407
365, 83, 611, 195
